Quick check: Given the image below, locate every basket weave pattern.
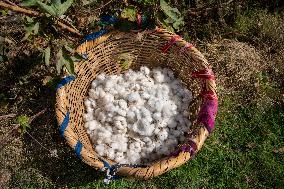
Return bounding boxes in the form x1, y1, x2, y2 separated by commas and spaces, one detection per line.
55, 28, 218, 179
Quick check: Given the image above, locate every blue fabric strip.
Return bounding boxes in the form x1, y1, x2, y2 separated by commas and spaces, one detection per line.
100, 15, 118, 24
80, 29, 108, 44
59, 111, 70, 138
102, 159, 111, 169
75, 140, 83, 159
56, 76, 76, 91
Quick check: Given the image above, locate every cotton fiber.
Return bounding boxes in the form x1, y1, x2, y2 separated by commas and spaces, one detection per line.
84, 66, 193, 164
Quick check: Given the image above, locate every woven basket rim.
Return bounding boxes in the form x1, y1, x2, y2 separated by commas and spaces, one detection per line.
55, 28, 218, 180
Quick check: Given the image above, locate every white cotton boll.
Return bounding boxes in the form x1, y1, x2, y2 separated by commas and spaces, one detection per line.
115, 152, 124, 163
165, 138, 178, 147
127, 92, 141, 103
105, 103, 115, 112
114, 120, 124, 130
129, 83, 140, 91
171, 129, 182, 137
89, 99, 97, 108
183, 110, 190, 117
116, 108, 127, 117
102, 93, 114, 104
97, 112, 106, 123
106, 149, 115, 160
84, 99, 92, 108
158, 146, 170, 156
157, 120, 168, 128
154, 127, 161, 135
146, 98, 156, 112
153, 70, 165, 83
168, 119, 177, 128
157, 129, 168, 141
88, 89, 99, 99
183, 118, 192, 127
142, 137, 152, 144
129, 142, 141, 152
110, 142, 120, 150
166, 69, 175, 79
127, 150, 140, 164
88, 120, 101, 130
91, 80, 100, 88
133, 108, 142, 121
155, 100, 164, 113
126, 110, 136, 123
85, 105, 93, 113
140, 66, 150, 75
118, 99, 128, 110
141, 91, 151, 100
179, 135, 186, 142
153, 112, 162, 121
95, 144, 106, 156
145, 144, 156, 153
83, 113, 93, 122
96, 73, 106, 81
134, 120, 155, 136
113, 116, 126, 122
117, 142, 128, 152
154, 140, 163, 149
144, 115, 153, 123
162, 103, 173, 118
179, 124, 189, 132
86, 129, 92, 135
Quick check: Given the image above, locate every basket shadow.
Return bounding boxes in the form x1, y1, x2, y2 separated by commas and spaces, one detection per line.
0, 52, 105, 187
21, 93, 104, 187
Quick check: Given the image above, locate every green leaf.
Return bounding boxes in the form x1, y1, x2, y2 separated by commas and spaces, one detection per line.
25, 16, 34, 23
56, 49, 64, 73
63, 44, 75, 53
37, 0, 73, 17
121, 7, 137, 22
15, 115, 31, 135
21, 0, 38, 7
37, 1, 57, 16
44, 46, 51, 66
71, 53, 83, 62
160, 0, 181, 20
173, 17, 185, 30
56, 48, 75, 75
58, 0, 74, 16
23, 21, 40, 40
160, 0, 184, 30
62, 48, 75, 74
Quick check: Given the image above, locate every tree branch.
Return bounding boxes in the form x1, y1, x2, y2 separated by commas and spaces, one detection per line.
0, 1, 82, 37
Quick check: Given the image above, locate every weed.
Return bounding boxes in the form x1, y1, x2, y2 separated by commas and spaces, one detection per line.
15, 115, 31, 135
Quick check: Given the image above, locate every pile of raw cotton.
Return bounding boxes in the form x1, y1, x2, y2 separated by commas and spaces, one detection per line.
83, 66, 192, 164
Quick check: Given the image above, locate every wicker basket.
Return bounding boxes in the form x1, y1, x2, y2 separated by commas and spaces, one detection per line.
55, 28, 218, 180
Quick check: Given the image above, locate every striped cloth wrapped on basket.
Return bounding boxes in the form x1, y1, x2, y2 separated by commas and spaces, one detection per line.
55, 27, 218, 182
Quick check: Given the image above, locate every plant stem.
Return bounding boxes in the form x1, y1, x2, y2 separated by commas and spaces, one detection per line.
0, 109, 47, 152
0, 1, 82, 37
0, 113, 16, 120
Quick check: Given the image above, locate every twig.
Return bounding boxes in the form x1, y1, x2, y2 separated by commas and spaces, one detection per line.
0, 109, 47, 151
29, 108, 47, 123
0, 113, 16, 120
3, 0, 16, 7
0, 1, 82, 37
25, 131, 60, 159
0, 1, 39, 16
94, 0, 114, 11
